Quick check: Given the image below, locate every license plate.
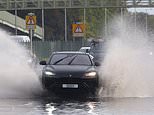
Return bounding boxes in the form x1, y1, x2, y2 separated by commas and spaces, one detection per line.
62, 84, 78, 88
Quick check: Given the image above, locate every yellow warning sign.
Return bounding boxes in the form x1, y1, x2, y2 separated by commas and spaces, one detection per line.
75, 26, 83, 33
26, 15, 36, 30
72, 23, 85, 37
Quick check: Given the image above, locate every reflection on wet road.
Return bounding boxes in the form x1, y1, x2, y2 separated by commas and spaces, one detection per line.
1, 96, 154, 115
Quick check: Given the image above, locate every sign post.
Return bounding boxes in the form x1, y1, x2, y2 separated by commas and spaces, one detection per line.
26, 13, 36, 55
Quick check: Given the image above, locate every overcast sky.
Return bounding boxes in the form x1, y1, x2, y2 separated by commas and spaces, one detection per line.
128, 8, 154, 15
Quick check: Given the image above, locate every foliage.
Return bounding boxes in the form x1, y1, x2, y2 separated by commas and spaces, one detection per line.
66, 8, 121, 40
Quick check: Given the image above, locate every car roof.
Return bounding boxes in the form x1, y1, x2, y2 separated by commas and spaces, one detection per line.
80, 47, 91, 49
53, 51, 88, 54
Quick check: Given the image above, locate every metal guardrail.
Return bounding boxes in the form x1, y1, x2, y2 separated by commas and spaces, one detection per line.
0, 11, 43, 39
0, 0, 153, 11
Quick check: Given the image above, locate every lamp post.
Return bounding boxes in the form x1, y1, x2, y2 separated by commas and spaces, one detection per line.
42, 0, 44, 41
15, 0, 17, 35
65, 8, 67, 42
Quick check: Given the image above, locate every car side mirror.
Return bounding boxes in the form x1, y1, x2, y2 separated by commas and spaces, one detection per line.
39, 61, 47, 65
95, 62, 100, 66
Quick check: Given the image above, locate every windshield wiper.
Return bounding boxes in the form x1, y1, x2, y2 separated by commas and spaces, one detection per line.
68, 55, 77, 65
53, 56, 69, 65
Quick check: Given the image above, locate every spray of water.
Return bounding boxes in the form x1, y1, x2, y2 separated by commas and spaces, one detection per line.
0, 29, 43, 98
99, 17, 154, 97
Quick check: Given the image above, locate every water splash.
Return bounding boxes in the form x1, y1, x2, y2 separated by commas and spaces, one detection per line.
0, 29, 42, 98
99, 17, 154, 97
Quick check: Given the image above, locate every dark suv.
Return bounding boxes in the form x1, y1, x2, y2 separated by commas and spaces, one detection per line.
39, 51, 99, 95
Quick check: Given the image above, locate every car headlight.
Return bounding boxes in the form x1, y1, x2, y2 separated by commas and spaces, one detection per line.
85, 71, 97, 78
44, 71, 55, 76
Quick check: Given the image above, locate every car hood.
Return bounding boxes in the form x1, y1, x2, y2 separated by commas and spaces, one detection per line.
45, 65, 95, 74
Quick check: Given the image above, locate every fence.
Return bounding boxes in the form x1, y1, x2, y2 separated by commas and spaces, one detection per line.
25, 40, 89, 60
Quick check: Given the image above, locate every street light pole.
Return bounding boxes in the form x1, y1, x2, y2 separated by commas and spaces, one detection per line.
42, 1, 45, 41
84, 8, 86, 39
82, 8, 86, 45
65, 8, 67, 42
15, 0, 17, 35
134, 8, 137, 38
145, 9, 148, 33
105, 8, 107, 37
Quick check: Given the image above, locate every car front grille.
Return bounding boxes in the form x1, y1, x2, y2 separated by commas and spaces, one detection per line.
56, 73, 84, 78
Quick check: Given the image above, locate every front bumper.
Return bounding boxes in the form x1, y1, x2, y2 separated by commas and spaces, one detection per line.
42, 77, 98, 94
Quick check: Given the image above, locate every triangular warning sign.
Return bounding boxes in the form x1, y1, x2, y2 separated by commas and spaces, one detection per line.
75, 26, 83, 33
27, 16, 35, 25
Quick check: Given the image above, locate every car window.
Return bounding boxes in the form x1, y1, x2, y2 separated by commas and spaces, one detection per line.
79, 48, 86, 52
49, 54, 92, 66
79, 48, 90, 53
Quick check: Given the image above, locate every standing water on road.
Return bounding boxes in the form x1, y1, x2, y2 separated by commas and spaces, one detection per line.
99, 17, 154, 97
0, 29, 42, 98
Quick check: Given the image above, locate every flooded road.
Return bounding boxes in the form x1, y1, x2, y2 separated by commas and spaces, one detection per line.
1, 96, 154, 115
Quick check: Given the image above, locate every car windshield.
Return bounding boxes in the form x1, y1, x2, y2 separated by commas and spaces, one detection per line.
49, 53, 92, 66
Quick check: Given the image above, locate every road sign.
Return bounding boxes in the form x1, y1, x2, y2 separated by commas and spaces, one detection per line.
26, 15, 36, 30
72, 23, 85, 37
75, 26, 83, 33
26, 13, 36, 57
